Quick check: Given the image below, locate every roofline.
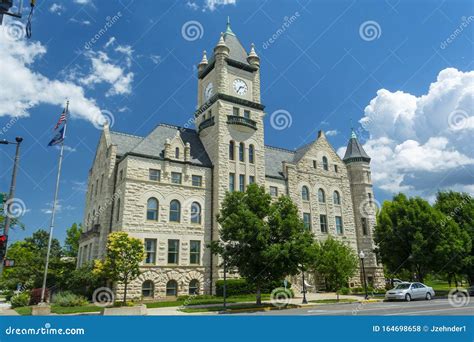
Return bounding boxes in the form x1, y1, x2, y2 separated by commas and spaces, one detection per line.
118, 151, 213, 169
264, 144, 295, 154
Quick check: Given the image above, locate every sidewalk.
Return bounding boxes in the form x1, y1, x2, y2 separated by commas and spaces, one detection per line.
0, 301, 19, 316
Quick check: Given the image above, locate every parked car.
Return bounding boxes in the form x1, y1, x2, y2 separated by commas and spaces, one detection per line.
385, 282, 435, 302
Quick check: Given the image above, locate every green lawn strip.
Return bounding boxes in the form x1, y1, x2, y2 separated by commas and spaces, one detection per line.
146, 294, 271, 309
51, 305, 102, 315
181, 303, 298, 313
14, 306, 32, 315
309, 299, 358, 304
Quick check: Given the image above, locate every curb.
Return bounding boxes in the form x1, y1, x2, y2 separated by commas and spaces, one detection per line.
219, 304, 302, 314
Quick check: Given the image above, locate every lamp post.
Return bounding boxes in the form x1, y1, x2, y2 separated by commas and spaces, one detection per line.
223, 255, 227, 310
301, 267, 308, 304
359, 250, 369, 300
0, 137, 23, 275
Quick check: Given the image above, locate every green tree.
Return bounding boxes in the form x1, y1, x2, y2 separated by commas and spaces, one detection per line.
63, 223, 82, 257
0, 205, 25, 231
434, 191, 474, 285
94, 232, 144, 303
374, 193, 470, 283
312, 237, 358, 299
211, 184, 316, 305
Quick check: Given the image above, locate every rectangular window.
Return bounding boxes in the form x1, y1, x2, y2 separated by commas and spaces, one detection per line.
367, 171, 371, 182
168, 239, 179, 264
190, 240, 201, 265
313, 160, 317, 169
229, 173, 235, 192
87, 243, 92, 261
192, 175, 202, 187
243, 110, 250, 119
149, 169, 161, 181
303, 213, 311, 230
145, 239, 157, 264
334, 165, 338, 173
368, 192, 372, 204
249, 175, 255, 184
171, 172, 182, 184
233, 107, 240, 116
361, 217, 368, 236
320, 214, 328, 233
335, 216, 343, 234
239, 174, 245, 192
270, 186, 278, 197
119, 169, 123, 181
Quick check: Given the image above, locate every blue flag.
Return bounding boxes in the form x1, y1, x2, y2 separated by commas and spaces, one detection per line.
48, 126, 65, 146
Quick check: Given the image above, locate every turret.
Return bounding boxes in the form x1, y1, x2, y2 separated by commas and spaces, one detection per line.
198, 50, 208, 73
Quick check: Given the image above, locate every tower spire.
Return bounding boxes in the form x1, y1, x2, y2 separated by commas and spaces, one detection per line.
225, 16, 235, 36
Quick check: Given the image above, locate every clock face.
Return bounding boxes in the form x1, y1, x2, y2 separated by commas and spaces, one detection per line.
204, 82, 214, 100
232, 79, 248, 96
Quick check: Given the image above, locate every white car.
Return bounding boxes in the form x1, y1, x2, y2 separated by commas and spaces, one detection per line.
385, 282, 435, 302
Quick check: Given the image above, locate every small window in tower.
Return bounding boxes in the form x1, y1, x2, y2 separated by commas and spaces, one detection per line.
367, 171, 371, 182
239, 143, 245, 162
233, 107, 240, 116
244, 110, 250, 119
313, 160, 317, 169
322, 156, 329, 171
334, 165, 338, 173
175, 147, 180, 159
229, 141, 235, 160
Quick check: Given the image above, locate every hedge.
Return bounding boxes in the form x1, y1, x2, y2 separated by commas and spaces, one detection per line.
215, 278, 291, 297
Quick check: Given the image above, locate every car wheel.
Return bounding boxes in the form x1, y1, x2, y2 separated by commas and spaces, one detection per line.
405, 294, 411, 302
425, 292, 432, 300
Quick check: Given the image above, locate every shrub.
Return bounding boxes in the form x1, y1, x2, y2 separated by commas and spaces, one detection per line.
351, 287, 364, 294
53, 291, 88, 307
3, 290, 14, 301
176, 294, 214, 301
339, 287, 351, 295
215, 278, 291, 297
11, 292, 30, 308
29, 288, 48, 305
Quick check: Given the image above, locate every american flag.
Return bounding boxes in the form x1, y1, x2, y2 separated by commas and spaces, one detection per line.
53, 109, 67, 130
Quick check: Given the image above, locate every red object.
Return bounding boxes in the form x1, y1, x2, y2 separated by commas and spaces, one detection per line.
0, 235, 6, 242
53, 109, 67, 130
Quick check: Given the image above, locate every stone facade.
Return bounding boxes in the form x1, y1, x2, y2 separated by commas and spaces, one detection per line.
78, 23, 384, 300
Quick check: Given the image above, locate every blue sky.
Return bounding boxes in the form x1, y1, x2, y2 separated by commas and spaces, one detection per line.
1, 0, 473, 245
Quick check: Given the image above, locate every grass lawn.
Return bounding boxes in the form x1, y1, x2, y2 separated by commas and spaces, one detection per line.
180, 303, 299, 313
309, 299, 358, 304
146, 294, 271, 309
14, 305, 102, 316
424, 279, 460, 292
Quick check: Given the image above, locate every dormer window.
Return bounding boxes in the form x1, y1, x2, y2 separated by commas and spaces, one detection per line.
175, 147, 180, 159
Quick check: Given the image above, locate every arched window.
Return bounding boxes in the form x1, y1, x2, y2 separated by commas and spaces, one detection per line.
239, 142, 245, 162
175, 147, 180, 159
249, 144, 255, 164
229, 141, 235, 160
191, 202, 201, 224
318, 188, 326, 203
333, 191, 341, 205
301, 186, 310, 201
166, 280, 178, 296
147, 198, 159, 221
322, 156, 329, 171
189, 279, 199, 295
169, 200, 181, 222
115, 199, 120, 222
142, 280, 154, 297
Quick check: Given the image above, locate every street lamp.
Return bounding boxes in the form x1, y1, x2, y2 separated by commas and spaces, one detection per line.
0, 137, 23, 275
301, 267, 308, 304
223, 255, 227, 310
359, 250, 369, 300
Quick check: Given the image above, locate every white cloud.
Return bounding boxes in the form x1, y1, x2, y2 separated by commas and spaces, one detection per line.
69, 18, 91, 25
0, 25, 102, 123
41, 202, 76, 214
104, 36, 116, 49
186, 1, 199, 11
80, 50, 134, 97
149, 54, 162, 65
326, 129, 338, 136
343, 68, 474, 197
49, 3, 65, 15
74, 0, 92, 5
205, 0, 236, 11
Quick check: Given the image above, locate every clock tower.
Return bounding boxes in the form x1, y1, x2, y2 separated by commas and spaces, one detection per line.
194, 19, 266, 287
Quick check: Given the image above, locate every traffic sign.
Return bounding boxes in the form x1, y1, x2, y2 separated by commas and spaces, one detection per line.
3, 259, 14, 267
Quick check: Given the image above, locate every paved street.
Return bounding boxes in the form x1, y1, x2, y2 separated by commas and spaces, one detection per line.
232, 299, 474, 316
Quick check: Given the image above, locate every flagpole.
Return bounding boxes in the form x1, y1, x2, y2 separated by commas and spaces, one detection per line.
40, 100, 69, 304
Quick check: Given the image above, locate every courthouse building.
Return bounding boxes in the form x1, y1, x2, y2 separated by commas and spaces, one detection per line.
78, 22, 384, 299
